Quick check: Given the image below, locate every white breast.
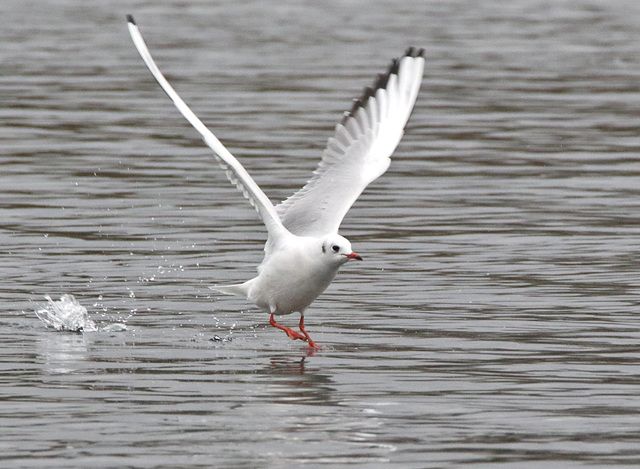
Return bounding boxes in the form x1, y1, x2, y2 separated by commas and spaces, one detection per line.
246, 239, 340, 315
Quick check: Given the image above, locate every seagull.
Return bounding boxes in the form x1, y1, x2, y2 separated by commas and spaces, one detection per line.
126, 15, 425, 348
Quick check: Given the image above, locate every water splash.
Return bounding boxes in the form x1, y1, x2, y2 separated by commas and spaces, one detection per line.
35, 294, 126, 333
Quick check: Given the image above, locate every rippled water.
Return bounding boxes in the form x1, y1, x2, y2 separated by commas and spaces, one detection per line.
2, 0, 640, 467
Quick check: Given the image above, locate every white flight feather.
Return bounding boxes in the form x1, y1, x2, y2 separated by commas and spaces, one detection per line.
275, 51, 425, 237
127, 17, 288, 244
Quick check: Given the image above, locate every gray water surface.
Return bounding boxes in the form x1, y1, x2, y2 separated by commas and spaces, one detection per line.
2, 0, 640, 467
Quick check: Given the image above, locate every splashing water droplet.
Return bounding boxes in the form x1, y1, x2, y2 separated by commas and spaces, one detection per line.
34, 295, 127, 333
35, 295, 98, 332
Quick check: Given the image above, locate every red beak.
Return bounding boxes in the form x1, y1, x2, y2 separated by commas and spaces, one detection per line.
345, 252, 363, 261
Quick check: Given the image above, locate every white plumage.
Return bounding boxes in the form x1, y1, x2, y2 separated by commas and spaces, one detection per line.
127, 15, 425, 348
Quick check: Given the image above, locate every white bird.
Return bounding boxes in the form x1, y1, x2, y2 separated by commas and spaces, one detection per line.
126, 15, 425, 348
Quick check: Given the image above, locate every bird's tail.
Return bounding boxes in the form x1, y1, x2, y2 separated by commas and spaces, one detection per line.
209, 282, 249, 298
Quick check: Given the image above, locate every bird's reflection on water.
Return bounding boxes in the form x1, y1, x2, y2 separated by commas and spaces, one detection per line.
261, 353, 337, 405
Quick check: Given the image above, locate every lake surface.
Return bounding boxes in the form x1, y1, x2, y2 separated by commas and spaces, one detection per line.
2, 0, 640, 467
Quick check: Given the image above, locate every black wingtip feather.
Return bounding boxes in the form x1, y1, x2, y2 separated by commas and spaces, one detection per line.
374, 72, 390, 91
363, 85, 376, 99
348, 98, 363, 117
405, 46, 425, 58
126, 14, 136, 25
388, 58, 400, 76
340, 48, 424, 126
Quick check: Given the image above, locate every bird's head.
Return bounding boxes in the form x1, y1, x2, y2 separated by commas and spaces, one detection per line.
321, 234, 363, 264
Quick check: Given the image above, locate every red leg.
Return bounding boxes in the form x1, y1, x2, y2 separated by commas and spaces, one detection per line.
270, 314, 306, 341
299, 315, 321, 349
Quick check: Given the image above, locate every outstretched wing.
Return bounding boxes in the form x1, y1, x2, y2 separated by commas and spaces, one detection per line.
126, 15, 288, 242
276, 48, 425, 237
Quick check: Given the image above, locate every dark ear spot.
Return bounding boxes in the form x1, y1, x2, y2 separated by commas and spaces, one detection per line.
322, 244, 326, 253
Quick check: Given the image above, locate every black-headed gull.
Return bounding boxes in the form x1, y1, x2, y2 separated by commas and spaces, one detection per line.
126, 15, 425, 348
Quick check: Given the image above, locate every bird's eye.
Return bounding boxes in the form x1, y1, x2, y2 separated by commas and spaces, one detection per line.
332, 245, 340, 253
